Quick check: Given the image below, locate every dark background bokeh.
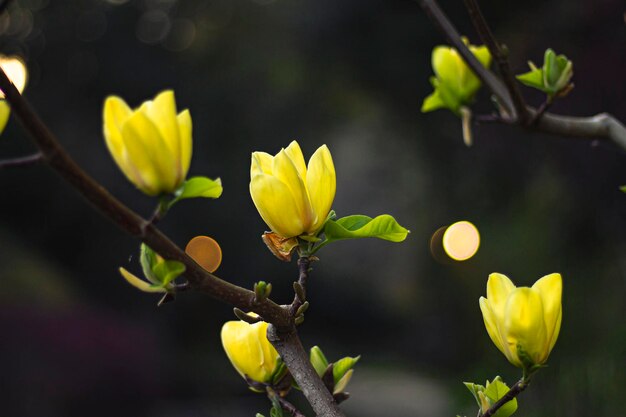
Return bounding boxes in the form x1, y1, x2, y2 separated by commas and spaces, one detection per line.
0, 0, 624, 416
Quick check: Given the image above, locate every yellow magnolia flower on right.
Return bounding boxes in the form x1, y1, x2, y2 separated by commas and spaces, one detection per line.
250, 141, 336, 239
479, 273, 562, 369
421, 40, 491, 114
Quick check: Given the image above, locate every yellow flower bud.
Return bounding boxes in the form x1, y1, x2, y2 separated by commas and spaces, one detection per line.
102, 90, 192, 196
479, 273, 562, 369
221, 319, 280, 384
422, 40, 491, 114
250, 141, 336, 238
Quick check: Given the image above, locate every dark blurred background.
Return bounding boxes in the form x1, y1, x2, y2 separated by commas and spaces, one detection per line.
0, 0, 624, 416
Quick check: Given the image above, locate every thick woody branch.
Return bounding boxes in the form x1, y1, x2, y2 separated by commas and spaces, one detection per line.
415, 0, 516, 117
462, 0, 529, 123
0, 67, 292, 331
268, 325, 345, 417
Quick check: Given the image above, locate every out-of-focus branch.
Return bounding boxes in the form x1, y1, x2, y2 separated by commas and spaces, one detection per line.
415, 0, 516, 118
416, 0, 626, 151
0, 152, 42, 169
0, 0, 14, 14
462, 0, 529, 123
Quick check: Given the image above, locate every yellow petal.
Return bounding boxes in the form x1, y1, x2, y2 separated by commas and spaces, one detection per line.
250, 173, 306, 237
119, 267, 165, 293
486, 273, 516, 320
532, 273, 562, 354
432, 46, 464, 91
177, 109, 193, 180
141, 90, 181, 163
103, 96, 143, 187
273, 149, 313, 230
284, 140, 307, 179
306, 144, 336, 233
503, 287, 548, 366
122, 110, 179, 194
479, 296, 507, 356
0, 101, 10, 134
251, 151, 274, 177
221, 320, 278, 383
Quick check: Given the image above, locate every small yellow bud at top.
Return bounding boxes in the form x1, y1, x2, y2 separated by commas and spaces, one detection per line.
102, 90, 192, 196
480, 273, 563, 369
221, 319, 280, 384
250, 141, 336, 238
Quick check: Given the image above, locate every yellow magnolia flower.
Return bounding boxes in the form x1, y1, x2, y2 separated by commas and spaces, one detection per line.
480, 273, 563, 369
422, 40, 491, 114
221, 319, 280, 384
250, 141, 336, 238
102, 90, 192, 196
0, 55, 28, 134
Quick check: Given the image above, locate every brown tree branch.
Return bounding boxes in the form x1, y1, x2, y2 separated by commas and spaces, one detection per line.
268, 325, 345, 417
462, 0, 529, 123
267, 387, 307, 417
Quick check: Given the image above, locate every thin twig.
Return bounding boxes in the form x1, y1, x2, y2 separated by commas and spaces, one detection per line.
0, 152, 43, 169
415, 0, 516, 118
462, 0, 529, 123
267, 387, 307, 417
530, 99, 552, 126
479, 378, 528, 417
290, 256, 310, 316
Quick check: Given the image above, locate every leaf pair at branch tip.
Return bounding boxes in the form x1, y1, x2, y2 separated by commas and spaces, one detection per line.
119, 244, 186, 297
464, 376, 518, 417
516, 49, 573, 100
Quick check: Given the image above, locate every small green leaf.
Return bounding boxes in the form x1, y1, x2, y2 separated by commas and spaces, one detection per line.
140, 244, 160, 285
153, 260, 186, 286
256, 414, 266, 417
620, 185, 626, 193
463, 381, 485, 407
332, 355, 360, 384
421, 89, 446, 113
310, 346, 329, 377
170, 176, 223, 207
324, 214, 409, 243
484, 377, 518, 417
516, 69, 544, 90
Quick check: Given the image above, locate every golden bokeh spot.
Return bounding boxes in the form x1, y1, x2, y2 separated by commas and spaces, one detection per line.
0, 55, 28, 97
442, 220, 480, 261
185, 235, 222, 272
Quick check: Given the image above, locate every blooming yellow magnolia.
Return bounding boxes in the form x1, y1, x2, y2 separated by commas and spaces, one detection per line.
103, 90, 192, 196
480, 273, 562, 369
221, 319, 280, 384
0, 55, 28, 134
422, 40, 491, 114
250, 141, 336, 238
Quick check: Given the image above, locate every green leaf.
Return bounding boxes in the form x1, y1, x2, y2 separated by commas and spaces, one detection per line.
152, 260, 186, 286
139, 244, 160, 285
324, 214, 409, 244
620, 185, 626, 193
169, 176, 223, 208
421, 89, 446, 113
310, 346, 329, 377
484, 377, 518, 417
332, 355, 360, 384
256, 414, 266, 417
516, 69, 544, 90
463, 381, 486, 407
